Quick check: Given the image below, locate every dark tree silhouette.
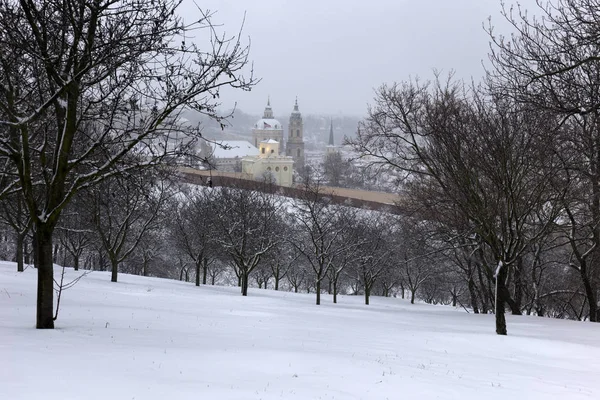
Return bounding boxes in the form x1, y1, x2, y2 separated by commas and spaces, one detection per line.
0, 0, 255, 328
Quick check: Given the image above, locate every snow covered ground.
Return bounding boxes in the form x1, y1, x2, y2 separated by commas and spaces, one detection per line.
2, 261, 599, 400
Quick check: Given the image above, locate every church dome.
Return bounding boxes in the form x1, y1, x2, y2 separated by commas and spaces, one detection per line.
254, 98, 283, 130
254, 118, 282, 130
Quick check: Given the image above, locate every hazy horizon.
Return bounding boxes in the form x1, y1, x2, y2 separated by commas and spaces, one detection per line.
182, 0, 510, 117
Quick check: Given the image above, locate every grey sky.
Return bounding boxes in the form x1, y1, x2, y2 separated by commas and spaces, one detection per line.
182, 0, 508, 117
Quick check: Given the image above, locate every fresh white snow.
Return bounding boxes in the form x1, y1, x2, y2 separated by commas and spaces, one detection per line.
211, 140, 260, 159
1, 261, 599, 400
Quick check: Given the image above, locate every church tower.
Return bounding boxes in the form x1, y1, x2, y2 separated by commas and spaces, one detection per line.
252, 98, 284, 153
286, 98, 305, 168
326, 119, 338, 154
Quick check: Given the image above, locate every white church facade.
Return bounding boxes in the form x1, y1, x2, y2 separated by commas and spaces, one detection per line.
242, 99, 305, 186
242, 139, 294, 187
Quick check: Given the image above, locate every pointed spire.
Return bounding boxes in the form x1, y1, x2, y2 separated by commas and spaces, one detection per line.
293, 96, 299, 112
263, 97, 273, 119
328, 119, 334, 146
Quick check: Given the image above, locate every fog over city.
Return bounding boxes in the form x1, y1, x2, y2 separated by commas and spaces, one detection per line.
182, 0, 509, 116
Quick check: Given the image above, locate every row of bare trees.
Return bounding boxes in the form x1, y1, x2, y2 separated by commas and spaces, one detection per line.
162, 180, 429, 306
0, 176, 447, 308
0, 0, 255, 329
6, 157, 594, 335
347, 0, 600, 334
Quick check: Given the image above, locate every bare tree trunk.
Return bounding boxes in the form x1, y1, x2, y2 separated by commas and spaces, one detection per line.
195, 259, 201, 287
24, 239, 30, 265
241, 270, 249, 296
499, 273, 522, 315
365, 283, 371, 305
535, 302, 544, 317
477, 265, 489, 313
513, 257, 524, 312
16, 232, 24, 272
35, 225, 54, 329
111, 258, 118, 283
316, 278, 321, 305
53, 243, 59, 263
333, 278, 338, 304
73, 254, 80, 272
84, 254, 92, 270
274, 267, 280, 291
495, 264, 508, 335
202, 259, 207, 285
468, 276, 480, 314
98, 250, 107, 272
580, 267, 598, 322
410, 289, 415, 304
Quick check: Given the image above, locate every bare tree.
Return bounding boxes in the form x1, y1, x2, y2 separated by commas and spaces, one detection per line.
171, 187, 219, 286
352, 214, 395, 305
127, 230, 165, 277
392, 219, 440, 305
0, 0, 254, 328
55, 194, 95, 272
348, 77, 561, 334
254, 263, 272, 289
488, 0, 600, 322
327, 207, 363, 303
0, 192, 30, 271
91, 171, 173, 283
286, 258, 310, 293
266, 226, 301, 291
211, 186, 281, 296
291, 180, 351, 305
322, 152, 346, 188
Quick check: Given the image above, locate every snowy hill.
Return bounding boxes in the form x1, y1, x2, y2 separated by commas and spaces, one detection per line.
2, 261, 599, 400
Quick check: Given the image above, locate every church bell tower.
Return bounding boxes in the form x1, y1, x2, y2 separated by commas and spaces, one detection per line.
286, 98, 305, 168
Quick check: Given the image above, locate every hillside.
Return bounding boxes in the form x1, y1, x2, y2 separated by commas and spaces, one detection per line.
1, 261, 599, 400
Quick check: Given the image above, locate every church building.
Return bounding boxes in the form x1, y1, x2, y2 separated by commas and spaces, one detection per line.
251, 99, 284, 152
242, 99, 306, 186
242, 139, 294, 186
326, 119, 338, 154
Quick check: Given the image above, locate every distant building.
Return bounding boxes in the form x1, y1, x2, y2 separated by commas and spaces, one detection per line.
252, 99, 284, 152
242, 98, 306, 185
242, 139, 294, 186
286, 98, 305, 169
198, 99, 304, 184
326, 119, 338, 154
199, 140, 259, 172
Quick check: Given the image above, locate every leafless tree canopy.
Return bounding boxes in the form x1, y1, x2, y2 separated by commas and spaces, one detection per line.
0, 0, 255, 328
345, 0, 600, 334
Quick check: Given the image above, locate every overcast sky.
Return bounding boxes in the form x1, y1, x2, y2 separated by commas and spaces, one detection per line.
181, 0, 512, 117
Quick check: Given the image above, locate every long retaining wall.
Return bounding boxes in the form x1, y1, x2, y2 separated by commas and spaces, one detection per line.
177, 167, 401, 212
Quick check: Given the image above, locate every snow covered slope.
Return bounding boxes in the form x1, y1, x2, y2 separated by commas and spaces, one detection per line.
1, 261, 599, 399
